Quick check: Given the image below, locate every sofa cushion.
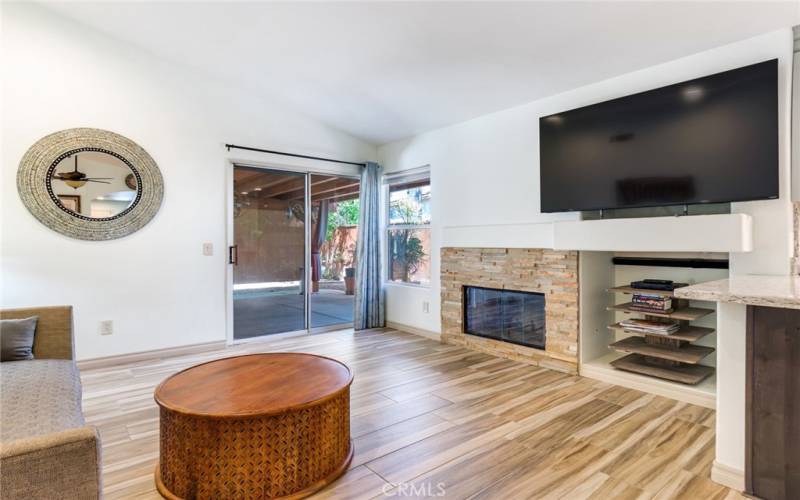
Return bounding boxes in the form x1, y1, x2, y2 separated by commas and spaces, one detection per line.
1, 360, 85, 442
1, 316, 37, 361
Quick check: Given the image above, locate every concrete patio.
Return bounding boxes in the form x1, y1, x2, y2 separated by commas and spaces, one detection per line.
233, 289, 354, 339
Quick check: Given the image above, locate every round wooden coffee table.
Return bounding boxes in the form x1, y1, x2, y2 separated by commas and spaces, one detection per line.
154, 353, 353, 499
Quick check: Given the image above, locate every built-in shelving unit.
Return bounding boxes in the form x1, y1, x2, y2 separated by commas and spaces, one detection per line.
577, 252, 723, 409
605, 286, 715, 385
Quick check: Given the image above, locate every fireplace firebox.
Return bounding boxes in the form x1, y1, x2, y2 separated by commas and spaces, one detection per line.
463, 286, 546, 350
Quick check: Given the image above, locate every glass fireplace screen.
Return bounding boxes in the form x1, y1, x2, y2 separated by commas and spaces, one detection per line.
463, 286, 546, 349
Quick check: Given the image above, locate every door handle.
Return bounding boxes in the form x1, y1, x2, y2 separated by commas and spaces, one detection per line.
228, 245, 238, 265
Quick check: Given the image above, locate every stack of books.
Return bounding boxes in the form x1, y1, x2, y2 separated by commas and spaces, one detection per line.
629, 293, 673, 313
619, 318, 680, 335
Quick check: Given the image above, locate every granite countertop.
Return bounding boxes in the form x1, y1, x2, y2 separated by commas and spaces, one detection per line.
674, 275, 800, 310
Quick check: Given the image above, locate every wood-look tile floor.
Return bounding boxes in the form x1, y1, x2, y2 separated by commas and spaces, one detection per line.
81, 328, 743, 499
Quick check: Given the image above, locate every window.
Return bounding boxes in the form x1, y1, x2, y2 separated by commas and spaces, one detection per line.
385, 169, 431, 286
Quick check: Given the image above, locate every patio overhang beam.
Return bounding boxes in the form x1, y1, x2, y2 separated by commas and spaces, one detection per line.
312, 185, 361, 203
290, 180, 360, 201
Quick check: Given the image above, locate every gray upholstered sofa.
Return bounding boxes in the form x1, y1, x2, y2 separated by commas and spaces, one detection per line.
0, 306, 102, 499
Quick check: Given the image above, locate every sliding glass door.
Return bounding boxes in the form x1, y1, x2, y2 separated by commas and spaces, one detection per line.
232, 167, 307, 339
309, 174, 360, 329
231, 165, 359, 340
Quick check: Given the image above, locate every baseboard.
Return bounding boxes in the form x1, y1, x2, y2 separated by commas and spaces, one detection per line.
77, 340, 227, 370
710, 461, 745, 491
386, 321, 441, 342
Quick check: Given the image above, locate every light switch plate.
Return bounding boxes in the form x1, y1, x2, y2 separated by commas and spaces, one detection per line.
422, 301, 430, 313
202, 243, 213, 256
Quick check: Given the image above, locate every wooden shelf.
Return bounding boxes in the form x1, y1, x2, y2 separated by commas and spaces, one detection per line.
607, 286, 675, 298
610, 354, 715, 385
608, 302, 714, 321
608, 323, 714, 342
609, 336, 714, 364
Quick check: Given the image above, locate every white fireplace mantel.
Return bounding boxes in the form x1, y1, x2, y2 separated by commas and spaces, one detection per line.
442, 213, 753, 253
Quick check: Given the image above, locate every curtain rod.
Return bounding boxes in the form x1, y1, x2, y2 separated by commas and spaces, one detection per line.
225, 144, 367, 167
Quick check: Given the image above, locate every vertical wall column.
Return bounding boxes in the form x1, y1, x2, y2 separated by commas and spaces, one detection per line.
792, 26, 800, 273
713, 303, 747, 489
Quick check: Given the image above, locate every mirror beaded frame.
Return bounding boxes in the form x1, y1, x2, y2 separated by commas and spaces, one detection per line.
17, 128, 163, 241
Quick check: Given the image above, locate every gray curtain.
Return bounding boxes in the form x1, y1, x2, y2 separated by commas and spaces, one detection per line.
355, 162, 385, 330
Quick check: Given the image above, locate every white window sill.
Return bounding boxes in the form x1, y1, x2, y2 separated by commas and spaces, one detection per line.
384, 281, 431, 290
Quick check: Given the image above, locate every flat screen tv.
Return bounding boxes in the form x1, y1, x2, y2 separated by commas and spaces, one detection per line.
539, 59, 778, 213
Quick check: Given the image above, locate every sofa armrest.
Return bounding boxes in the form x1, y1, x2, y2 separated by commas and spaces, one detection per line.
0, 306, 74, 360
1, 426, 102, 499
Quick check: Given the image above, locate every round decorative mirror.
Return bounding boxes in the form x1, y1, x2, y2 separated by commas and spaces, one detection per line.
18, 128, 163, 240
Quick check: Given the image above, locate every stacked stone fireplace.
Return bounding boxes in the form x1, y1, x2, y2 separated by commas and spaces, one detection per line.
441, 248, 579, 374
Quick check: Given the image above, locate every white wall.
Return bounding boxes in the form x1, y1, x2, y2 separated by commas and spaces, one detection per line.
378, 28, 795, 482
1, 4, 375, 360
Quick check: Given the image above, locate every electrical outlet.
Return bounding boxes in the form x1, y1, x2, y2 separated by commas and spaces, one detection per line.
202, 242, 214, 256
99, 320, 113, 336
422, 301, 430, 314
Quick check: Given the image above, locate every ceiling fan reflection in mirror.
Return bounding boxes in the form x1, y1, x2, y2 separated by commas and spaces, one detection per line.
52, 155, 113, 189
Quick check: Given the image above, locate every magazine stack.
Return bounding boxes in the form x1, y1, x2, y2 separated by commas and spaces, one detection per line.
619, 318, 679, 336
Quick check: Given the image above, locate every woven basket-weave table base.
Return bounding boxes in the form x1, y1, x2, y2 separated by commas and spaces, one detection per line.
155, 390, 351, 499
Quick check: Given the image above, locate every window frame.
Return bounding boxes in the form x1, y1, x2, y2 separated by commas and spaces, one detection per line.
383, 166, 431, 288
